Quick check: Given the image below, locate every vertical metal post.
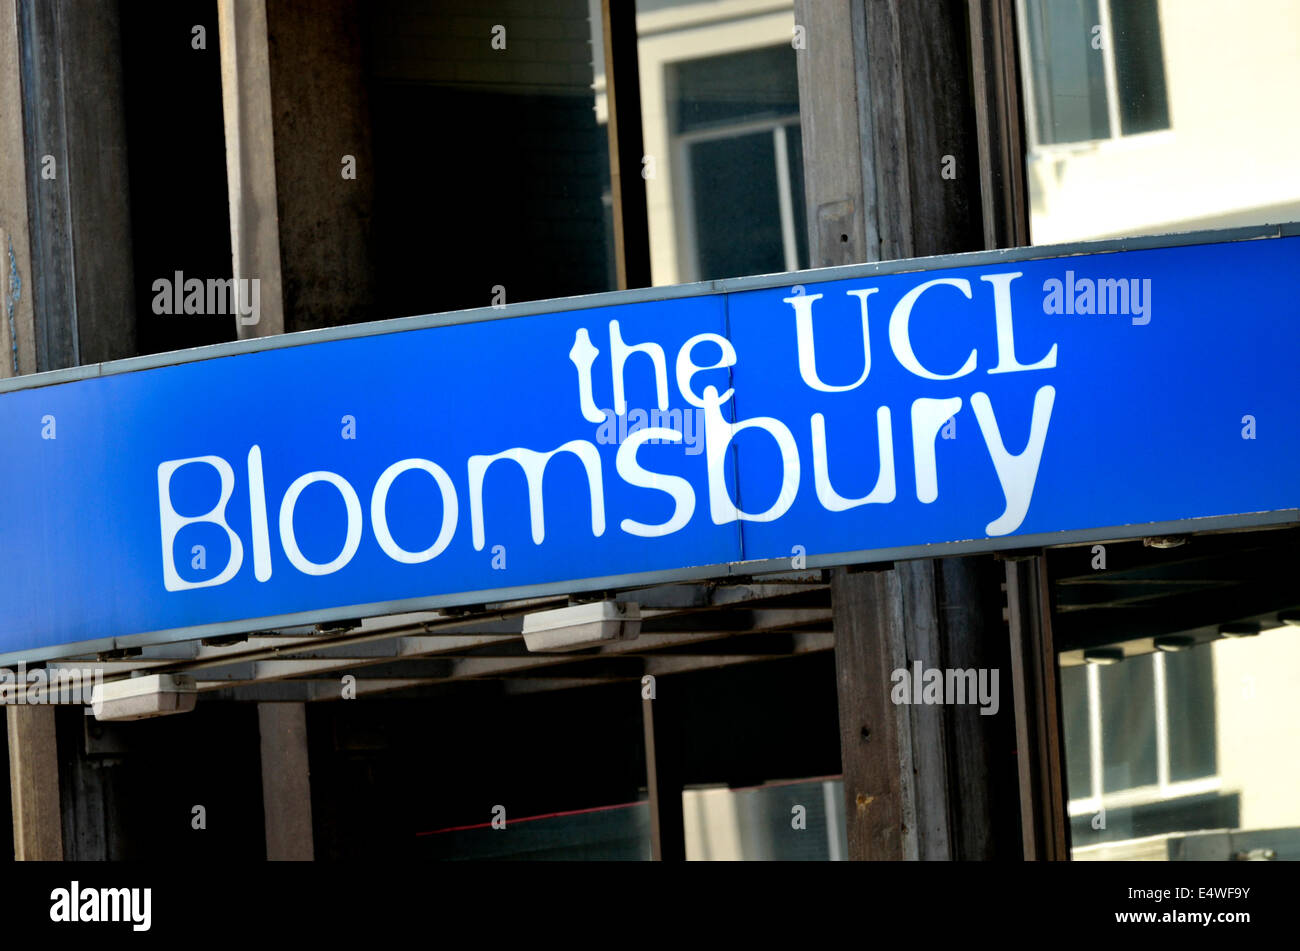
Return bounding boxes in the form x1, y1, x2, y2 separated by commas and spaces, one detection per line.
259, 702, 315, 860
641, 692, 684, 860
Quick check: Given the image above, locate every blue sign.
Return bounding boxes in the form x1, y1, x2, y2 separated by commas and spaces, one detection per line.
1, 232, 1297, 659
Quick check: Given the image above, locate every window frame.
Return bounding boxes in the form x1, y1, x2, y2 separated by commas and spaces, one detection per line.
1015, 0, 1174, 156
1065, 651, 1222, 823
673, 114, 804, 283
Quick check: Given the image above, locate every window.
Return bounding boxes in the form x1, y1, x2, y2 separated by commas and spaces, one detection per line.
365, 0, 618, 317
1065, 650, 1218, 801
1019, 0, 1169, 147
1063, 647, 1231, 852
671, 46, 806, 281
635, 1, 805, 285
1053, 530, 1300, 860
1015, 0, 1300, 244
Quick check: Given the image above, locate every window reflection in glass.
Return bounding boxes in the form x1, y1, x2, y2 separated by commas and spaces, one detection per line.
683, 777, 847, 860
1062, 622, 1300, 860
1016, 0, 1300, 244
636, 0, 806, 284
366, 0, 618, 315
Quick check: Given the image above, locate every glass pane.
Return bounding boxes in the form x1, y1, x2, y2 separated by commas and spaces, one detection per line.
1201, 624, 1300, 857
365, 0, 617, 316
1110, 0, 1170, 135
786, 123, 810, 269
121, 2, 233, 355
689, 131, 785, 281
672, 44, 800, 133
1019, 0, 1300, 243
636, 0, 805, 284
1099, 652, 1158, 792
1059, 665, 1093, 801
1021, 0, 1110, 145
417, 800, 651, 860
1164, 645, 1217, 782
1056, 531, 1300, 860
683, 778, 848, 860
1072, 792, 1240, 852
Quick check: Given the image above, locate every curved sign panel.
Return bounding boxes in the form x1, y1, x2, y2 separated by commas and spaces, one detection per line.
1, 228, 1296, 660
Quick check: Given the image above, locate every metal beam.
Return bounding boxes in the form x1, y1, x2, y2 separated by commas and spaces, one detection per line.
50, 602, 831, 692
202, 633, 837, 702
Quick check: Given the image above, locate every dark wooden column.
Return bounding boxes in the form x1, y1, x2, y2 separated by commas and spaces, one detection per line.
264, 0, 378, 333
5, 0, 141, 862
0, 0, 38, 378
16, 0, 137, 367
830, 566, 911, 858
1005, 555, 1070, 859
7, 706, 63, 860
795, 0, 1030, 859
967, 0, 1031, 249
600, 0, 652, 290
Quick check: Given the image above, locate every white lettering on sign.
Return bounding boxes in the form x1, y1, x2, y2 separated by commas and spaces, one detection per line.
156, 270, 1058, 588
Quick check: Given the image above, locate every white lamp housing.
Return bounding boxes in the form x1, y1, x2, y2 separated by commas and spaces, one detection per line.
90, 673, 198, 721
521, 601, 640, 652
